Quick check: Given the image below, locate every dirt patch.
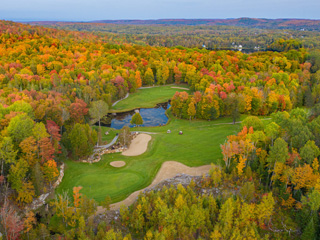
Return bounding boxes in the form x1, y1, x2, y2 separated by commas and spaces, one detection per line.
171, 87, 190, 90
122, 134, 152, 156
96, 161, 212, 213
110, 161, 126, 168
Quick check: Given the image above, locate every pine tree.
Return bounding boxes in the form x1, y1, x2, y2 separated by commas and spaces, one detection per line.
301, 215, 317, 240
305, 86, 314, 107
31, 162, 44, 195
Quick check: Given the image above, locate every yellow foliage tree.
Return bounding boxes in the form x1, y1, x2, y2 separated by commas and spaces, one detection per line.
237, 156, 246, 176
17, 181, 35, 205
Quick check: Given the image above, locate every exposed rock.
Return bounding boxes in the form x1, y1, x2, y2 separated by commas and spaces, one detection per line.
82, 147, 127, 164
28, 163, 65, 211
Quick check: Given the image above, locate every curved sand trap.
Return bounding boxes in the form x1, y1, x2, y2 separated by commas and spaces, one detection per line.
110, 161, 126, 168
96, 161, 212, 213
122, 134, 152, 156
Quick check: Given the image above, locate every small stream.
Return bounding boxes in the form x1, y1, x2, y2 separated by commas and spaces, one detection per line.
98, 102, 170, 129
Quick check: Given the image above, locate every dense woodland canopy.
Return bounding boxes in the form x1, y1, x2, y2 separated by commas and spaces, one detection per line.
30, 21, 320, 49
119, 105, 320, 239
0, 19, 320, 239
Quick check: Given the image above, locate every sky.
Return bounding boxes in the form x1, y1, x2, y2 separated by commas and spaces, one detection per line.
0, 0, 319, 22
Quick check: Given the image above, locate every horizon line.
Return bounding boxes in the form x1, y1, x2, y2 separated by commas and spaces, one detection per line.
3, 17, 319, 23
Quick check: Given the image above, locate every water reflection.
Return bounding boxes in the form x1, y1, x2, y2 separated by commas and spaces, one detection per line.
98, 102, 170, 129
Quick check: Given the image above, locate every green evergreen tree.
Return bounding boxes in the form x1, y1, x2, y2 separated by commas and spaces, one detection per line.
305, 86, 314, 107
69, 123, 97, 159
130, 112, 144, 127
31, 162, 44, 196
301, 215, 317, 240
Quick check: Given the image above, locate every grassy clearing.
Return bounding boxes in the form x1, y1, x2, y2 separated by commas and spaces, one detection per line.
111, 84, 191, 112
57, 113, 242, 203
93, 126, 117, 143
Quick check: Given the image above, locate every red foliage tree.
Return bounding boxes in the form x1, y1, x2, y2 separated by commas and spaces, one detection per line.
39, 137, 55, 163
0, 201, 24, 240
46, 120, 62, 154
69, 98, 88, 123
194, 91, 202, 103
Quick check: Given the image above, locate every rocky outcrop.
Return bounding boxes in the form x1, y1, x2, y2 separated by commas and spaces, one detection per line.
81, 147, 126, 164
28, 163, 65, 210
53, 163, 65, 188
82, 133, 140, 164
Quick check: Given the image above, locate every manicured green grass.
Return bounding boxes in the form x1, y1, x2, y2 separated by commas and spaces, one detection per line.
93, 126, 118, 143
111, 84, 191, 112
57, 113, 242, 203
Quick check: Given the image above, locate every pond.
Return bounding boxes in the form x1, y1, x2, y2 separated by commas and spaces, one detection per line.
98, 102, 170, 129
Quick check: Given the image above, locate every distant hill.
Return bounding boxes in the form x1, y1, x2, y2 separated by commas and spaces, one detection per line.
28, 18, 320, 31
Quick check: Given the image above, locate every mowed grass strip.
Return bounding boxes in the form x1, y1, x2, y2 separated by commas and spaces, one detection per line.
56, 114, 241, 203
111, 84, 191, 112
92, 126, 117, 143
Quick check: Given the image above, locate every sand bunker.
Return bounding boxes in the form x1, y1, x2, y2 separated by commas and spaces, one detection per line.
95, 161, 212, 213
110, 161, 126, 167
171, 87, 190, 90
122, 134, 152, 156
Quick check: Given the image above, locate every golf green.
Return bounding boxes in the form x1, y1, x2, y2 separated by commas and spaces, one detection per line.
111, 84, 191, 112
57, 113, 242, 203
